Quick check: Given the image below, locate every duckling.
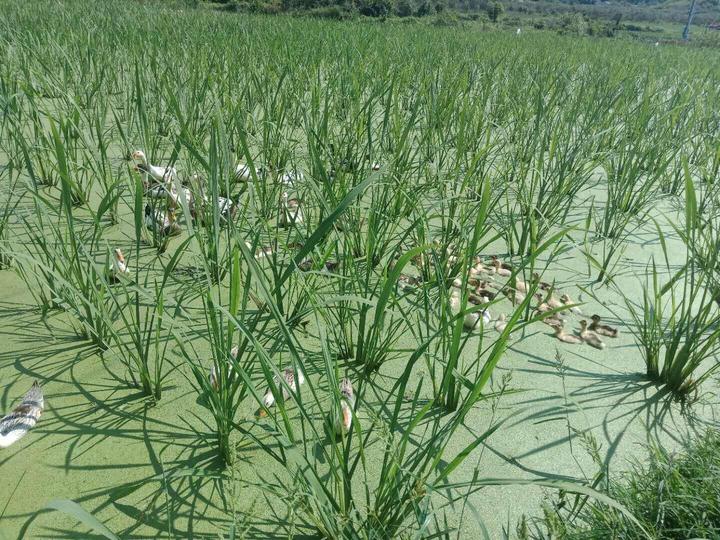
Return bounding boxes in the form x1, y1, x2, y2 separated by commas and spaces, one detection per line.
589, 315, 618, 338
491, 255, 512, 271
514, 277, 530, 294
491, 256, 512, 277
561, 294, 582, 315
107, 248, 129, 281
144, 205, 181, 237
398, 273, 420, 291
279, 192, 303, 227
536, 300, 552, 313
552, 323, 582, 344
494, 313, 508, 333
258, 366, 306, 416
463, 308, 491, 330
450, 289, 490, 330
579, 320, 606, 350
546, 294, 564, 310
532, 273, 552, 291
471, 257, 491, 276
334, 378, 355, 433
298, 258, 314, 272
473, 282, 496, 303
0, 381, 43, 448
536, 288, 563, 311
131, 150, 176, 184
506, 288, 526, 306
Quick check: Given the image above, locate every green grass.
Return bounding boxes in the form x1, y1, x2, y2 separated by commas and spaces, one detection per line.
0, 0, 719, 537
522, 428, 720, 539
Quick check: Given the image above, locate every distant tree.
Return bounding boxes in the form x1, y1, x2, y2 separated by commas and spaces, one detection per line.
394, 0, 414, 16
356, 0, 391, 16
486, 0, 503, 21
416, 0, 432, 15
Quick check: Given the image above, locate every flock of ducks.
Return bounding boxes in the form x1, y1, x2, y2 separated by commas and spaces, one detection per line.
130, 149, 304, 238
401, 247, 619, 351
106, 149, 311, 280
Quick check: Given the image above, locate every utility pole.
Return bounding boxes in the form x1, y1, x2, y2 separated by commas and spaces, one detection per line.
682, 0, 698, 40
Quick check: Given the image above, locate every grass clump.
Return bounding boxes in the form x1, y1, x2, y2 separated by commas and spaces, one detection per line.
522, 429, 720, 539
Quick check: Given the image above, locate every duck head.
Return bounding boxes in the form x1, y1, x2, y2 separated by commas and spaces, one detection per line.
131, 150, 147, 164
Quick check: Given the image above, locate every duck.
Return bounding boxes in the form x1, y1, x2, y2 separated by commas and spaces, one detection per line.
532, 273, 552, 291
167, 185, 194, 210
514, 277, 531, 294
473, 282, 495, 303
536, 299, 552, 313
589, 315, 619, 338
561, 294, 582, 315
191, 190, 237, 223
144, 205, 181, 237
235, 162, 263, 182
258, 366, 306, 416
146, 181, 193, 210
552, 323, 582, 344
280, 170, 304, 187
334, 378, 355, 434
209, 363, 235, 392
0, 381, 43, 448
108, 248, 129, 280
494, 314, 508, 333
398, 273, 420, 291
506, 288, 526, 306
209, 347, 240, 391
491, 255, 512, 270
131, 150, 176, 184
279, 192, 303, 227
579, 320, 606, 350
491, 256, 512, 277
463, 308, 491, 330
450, 288, 490, 330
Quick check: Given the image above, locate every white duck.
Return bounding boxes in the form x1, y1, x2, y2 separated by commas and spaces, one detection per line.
235, 163, 263, 182
144, 205, 181, 236
280, 170, 304, 187
131, 150, 177, 184
0, 381, 43, 448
